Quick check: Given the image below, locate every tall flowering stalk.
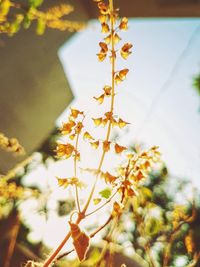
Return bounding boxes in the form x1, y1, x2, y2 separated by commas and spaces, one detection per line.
30, 1, 161, 266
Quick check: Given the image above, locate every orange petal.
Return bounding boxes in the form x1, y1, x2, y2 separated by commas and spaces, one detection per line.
90, 140, 100, 149
118, 118, 130, 128
104, 34, 111, 44
104, 111, 113, 120
75, 122, 83, 134
93, 94, 105, 104
104, 171, 117, 184
99, 42, 108, 53
119, 17, 128, 31
114, 74, 122, 84
103, 85, 112, 96
101, 118, 108, 127
103, 140, 111, 152
97, 52, 106, 62
114, 33, 121, 44
114, 143, 127, 154
98, 2, 109, 15
119, 68, 129, 80
92, 117, 102, 126
101, 22, 110, 33
98, 14, 107, 23
83, 131, 94, 141
70, 108, 83, 119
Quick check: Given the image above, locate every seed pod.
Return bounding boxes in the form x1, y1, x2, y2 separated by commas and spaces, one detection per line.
69, 222, 90, 261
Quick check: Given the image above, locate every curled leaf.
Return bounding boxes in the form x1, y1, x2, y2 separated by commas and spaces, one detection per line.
97, 52, 106, 62
57, 177, 82, 188
119, 17, 128, 31
103, 172, 117, 184
104, 111, 113, 120
121, 43, 133, 60
101, 22, 110, 33
112, 201, 123, 217
69, 222, 90, 261
115, 143, 127, 154
93, 94, 105, 104
99, 14, 107, 23
114, 74, 122, 84
98, 2, 109, 15
111, 118, 118, 127
92, 117, 102, 126
135, 171, 145, 181
99, 41, 108, 53
83, 131, 94, 141
90, 140, 100, 149
114, 33, 121, 44
75, 121, 83, 134
103, 85, 112, 96
115, 69, 129, 84
127, 188, 136, 197
101, 118, 108, 127
69, 133, 76, 140
70, 108, 84, 119
56, 143, 74, 158
103, 140, 111, 152
118, 118, 130, 128
119, 68, 129, 80
104, 34, 111, 44
60, 120, 76, 135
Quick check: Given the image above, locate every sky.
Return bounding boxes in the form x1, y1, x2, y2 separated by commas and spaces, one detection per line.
58, 18, 200, 187
22, 18, 200, 252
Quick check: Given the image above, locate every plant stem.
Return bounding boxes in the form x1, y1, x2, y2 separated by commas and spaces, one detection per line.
3, 213, 20, 267
55, 214, 113, 262
74, 132, 81, 213
42, 1, 116, 265
42, 215, 82, 267
85, 189, 118, 217
82, 0, 116, 215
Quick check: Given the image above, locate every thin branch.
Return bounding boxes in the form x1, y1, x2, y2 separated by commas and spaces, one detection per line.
2, 155, 33, 182
82, 0, 116, 215
74, 131, 81, 213
56, 214, 113, 262
186, 252, 200, 267
85, 189, 119, 217
42, 1, 117, 265
90, 214, 113, 238
3, 214, 20, 267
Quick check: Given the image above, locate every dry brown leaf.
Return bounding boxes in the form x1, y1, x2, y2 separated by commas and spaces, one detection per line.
103, 140, 111, 152
119, 17, 128, 31
69, 222, 90, 261
115, 143, 127, 154
101, 22, 110, 33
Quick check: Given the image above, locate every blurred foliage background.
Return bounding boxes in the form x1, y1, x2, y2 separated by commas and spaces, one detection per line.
0, 0, 84, 36
0, 123, 200, 267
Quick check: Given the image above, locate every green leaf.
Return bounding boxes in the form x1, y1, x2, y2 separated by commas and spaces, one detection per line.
93, 198, 101, 205
23, 15, 31, 29
29, 0, 44, 8
99, 188, 111, 199
144, 217, 162, 236
36, 18, 46, 35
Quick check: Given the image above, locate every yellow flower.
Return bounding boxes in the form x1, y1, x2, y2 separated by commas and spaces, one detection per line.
56, 143, 74, 158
